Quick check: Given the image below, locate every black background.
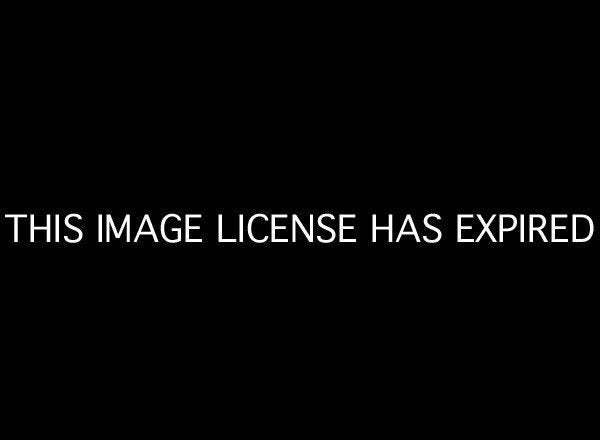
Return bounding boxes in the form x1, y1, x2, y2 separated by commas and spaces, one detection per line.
1, 6, 597, 434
